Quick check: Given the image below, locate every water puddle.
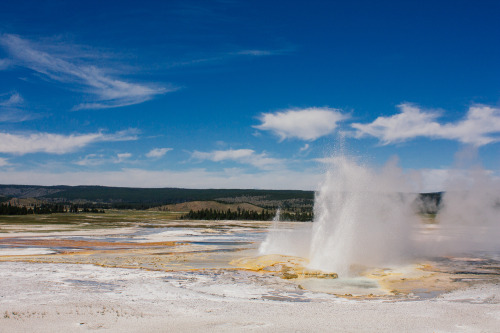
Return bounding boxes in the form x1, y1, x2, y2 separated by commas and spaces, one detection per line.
64, 279, 117, 291
298, 277, 388, 296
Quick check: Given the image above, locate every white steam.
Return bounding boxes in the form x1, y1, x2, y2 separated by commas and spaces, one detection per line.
259, 148, 500, 277
308, 156, 419, 276
435, 168, 500, 254
259, 208, 312, 258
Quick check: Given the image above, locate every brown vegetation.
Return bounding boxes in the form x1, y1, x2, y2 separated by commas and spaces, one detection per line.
154, 200, 264, 213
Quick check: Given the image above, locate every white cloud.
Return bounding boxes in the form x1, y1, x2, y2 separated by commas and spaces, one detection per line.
313, 157, 337, 164
0, 157, 9, 167
299, 143, 310, 152
74, 152, 133, 166
1, 164, 495, 192
0, 92, 41, 122
0, 34, 170, 110
254, 107, 348, 141
105, 128, 140, 141
440, 105, 500, 145
0, 168, 323, 190
0, 92, 23, 106
115, 153, 132, 163
146, 147, 172, 158
191, 148, 283, 170
193, 149, 253, 161
0, 129, 138, 155
352, 104, 500, 146
74, 154, 105, 166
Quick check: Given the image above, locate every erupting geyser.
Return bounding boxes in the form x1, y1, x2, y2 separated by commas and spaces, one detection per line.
308, 155, 420, 276
260, 150, 500, 278
260, 154, 422, 276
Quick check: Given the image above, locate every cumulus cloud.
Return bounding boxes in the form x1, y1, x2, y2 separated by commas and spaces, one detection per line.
0, 129, 138, 155
254, 107, 348, 141
0, 34, 170, 110
146, 148, 172, 158
352, 103, 500, 146
191, 149, 283, 170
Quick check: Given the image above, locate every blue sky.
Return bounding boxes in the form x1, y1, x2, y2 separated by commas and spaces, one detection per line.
0, 0, 499, 190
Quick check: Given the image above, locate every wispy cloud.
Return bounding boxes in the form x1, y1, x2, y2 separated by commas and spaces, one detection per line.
0, 157, 9, 167
0, 58, 10, 70
0, 92, 22, 106
0, 34, 170, 110
313, 157, 336, 164
0, 129, 138, 155
0, 168, 323, 190
299, 143, 310, 153
146, 147, 172, 158
235, 49, 276, 56
115, 153, 132, 163
74, 152, 133, 166
254, 107, 348, 141
191, 148, 283, 170
74, 154, 105, 166
167, 48, 284, 68
352, 104, 500, 146
0, 92, 41, 122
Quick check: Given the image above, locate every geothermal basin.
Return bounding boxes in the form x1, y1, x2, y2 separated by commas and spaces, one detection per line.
0, 210, 499, 332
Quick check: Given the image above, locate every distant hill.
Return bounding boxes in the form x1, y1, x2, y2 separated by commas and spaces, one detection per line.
0, 184, 314, 209
156, 200, 264, 213
0, 184, 443, 214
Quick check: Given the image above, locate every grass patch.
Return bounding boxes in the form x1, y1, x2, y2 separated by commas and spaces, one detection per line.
0, 210, 185, 232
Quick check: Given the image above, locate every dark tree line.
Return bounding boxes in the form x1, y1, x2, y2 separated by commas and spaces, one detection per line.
182, 208, 274, 221
68, 204, 105, 214
0, 203, 104, 215
181, 208, 313, 222
279, 210, 314, 222
109, 203, 158, 210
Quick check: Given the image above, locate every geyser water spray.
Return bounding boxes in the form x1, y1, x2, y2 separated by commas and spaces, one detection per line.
260, 146, 500, 277
260, 153, 421, 277
259, 208, 312, 258
307, 155, 420, 276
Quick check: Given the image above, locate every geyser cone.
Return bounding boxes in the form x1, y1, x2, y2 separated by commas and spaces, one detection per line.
308, 156, 420, 277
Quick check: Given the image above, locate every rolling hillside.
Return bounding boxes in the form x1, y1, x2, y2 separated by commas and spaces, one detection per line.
0, 185, 314, 208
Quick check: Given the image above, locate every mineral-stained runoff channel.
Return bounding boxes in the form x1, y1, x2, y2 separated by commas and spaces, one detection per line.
0, 216, 499, 332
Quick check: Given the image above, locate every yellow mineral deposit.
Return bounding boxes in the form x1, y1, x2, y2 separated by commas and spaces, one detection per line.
231, 254, 337, 279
